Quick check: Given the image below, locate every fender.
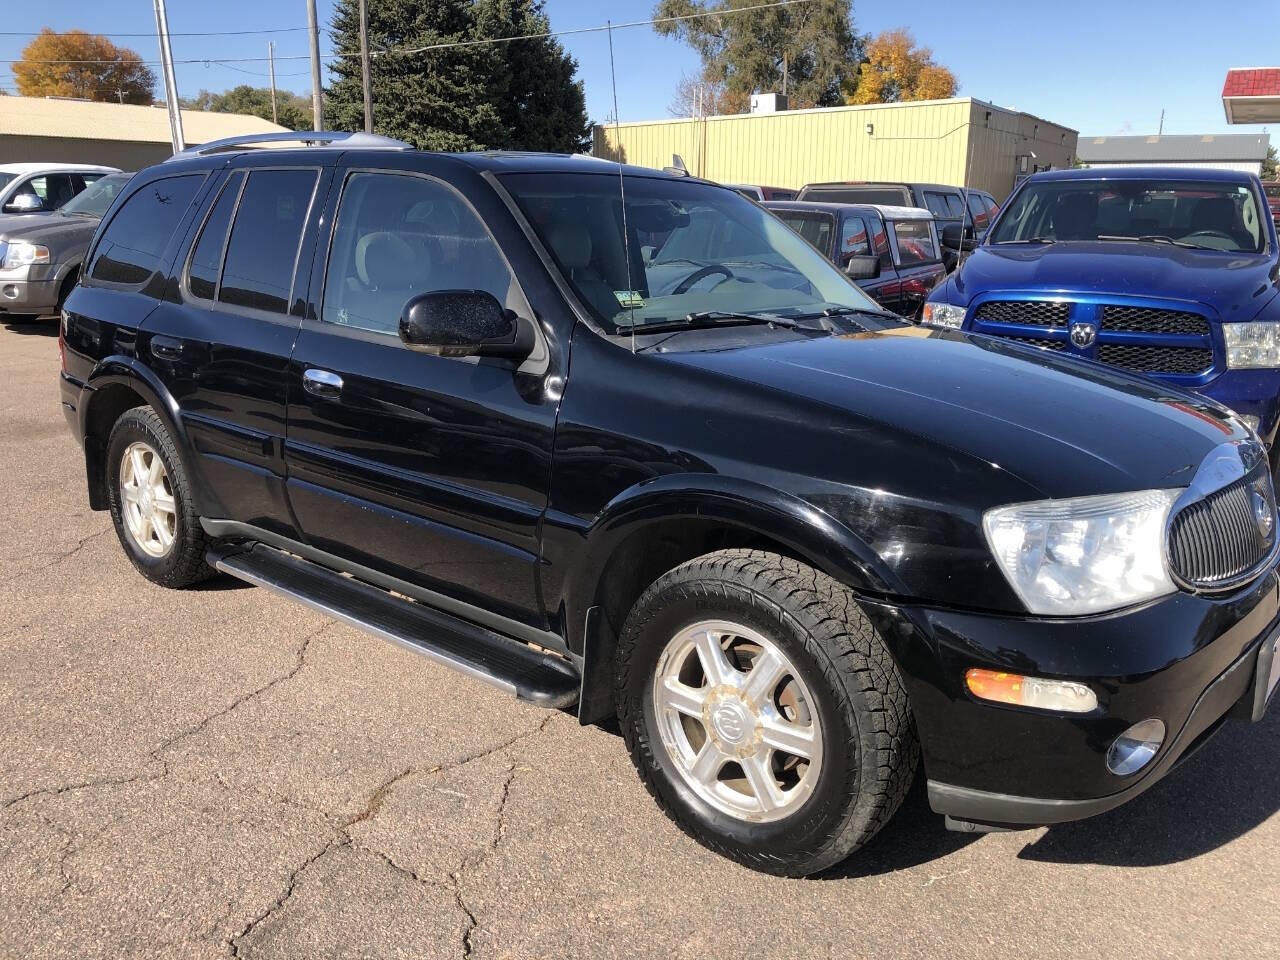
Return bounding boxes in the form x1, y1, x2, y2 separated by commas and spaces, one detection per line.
79, 357, 216, 514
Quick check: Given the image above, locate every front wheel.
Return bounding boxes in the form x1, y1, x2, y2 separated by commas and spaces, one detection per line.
616, 549, 918, 876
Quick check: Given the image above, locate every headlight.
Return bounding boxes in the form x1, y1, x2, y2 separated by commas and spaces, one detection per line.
983, 489, 1180, 615
1, 241, 50, 270
921, 301, 965, 329
1223, 321, 1280, 369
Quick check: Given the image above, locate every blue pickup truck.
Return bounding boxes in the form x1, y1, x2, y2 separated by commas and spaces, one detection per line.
924, 166, 1280, 453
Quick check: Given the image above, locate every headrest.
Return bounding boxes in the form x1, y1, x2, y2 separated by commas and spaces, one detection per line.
356, 231, 417, 289
547, 220, 592, 270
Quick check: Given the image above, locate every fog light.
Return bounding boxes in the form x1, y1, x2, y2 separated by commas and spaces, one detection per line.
965, 669, 1098, 713
2, 285, 17, 300
1106, 718, 1165, 776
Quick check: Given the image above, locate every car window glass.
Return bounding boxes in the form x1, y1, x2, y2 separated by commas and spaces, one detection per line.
892, 220, 939, 265
88, 174, 204, 285
218, 169, 318, 314
322, 171, 517, 334
774, 213, 833, 254
838, 216, 871, 264
967, 192, 990, 230
803, 185, 907, 205
922, 192, 950, 218
187, 172, 244, 301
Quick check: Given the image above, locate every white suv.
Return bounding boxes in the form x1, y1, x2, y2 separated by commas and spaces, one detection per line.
0, 163, 120, 216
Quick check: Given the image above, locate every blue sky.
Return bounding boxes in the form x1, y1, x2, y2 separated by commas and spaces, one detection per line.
0, 1, 1273, 139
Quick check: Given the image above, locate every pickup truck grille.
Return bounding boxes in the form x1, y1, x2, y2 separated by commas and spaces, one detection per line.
969, 298, 1216, 378
1100, 305, 1209, 336
1169, 469, 1276, 588
973, 300, 1068, 327
1096, 343, 1214, 375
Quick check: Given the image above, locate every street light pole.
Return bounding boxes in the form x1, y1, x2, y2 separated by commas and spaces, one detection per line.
152, 0, 185, 153
359, 0, 373, 133
307, 0, 324, 131
268, 41, 279, 126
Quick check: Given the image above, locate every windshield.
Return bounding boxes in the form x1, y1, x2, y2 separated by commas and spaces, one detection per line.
500, 172, 882, 332
59, 173, 130, 218
989, 178, 1266, 253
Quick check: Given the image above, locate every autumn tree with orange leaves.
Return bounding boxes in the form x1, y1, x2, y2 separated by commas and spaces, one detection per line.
13, 29, 156, 104
847, 29, 957, 105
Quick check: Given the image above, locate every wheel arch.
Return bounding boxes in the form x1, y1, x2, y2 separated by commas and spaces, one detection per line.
566, 474, 906, 724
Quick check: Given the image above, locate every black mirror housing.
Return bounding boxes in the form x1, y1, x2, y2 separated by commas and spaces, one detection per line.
844, 254, 881, 281
399, 289, 533, 359
941, 223, 977, 252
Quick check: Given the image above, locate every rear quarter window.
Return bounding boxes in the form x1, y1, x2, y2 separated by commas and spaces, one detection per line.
217, 169, 318, 314
890, 220, 940, 265
88, 174, 205, 286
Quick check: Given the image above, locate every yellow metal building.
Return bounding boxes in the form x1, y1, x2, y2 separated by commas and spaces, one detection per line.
593, 97, 1077, 201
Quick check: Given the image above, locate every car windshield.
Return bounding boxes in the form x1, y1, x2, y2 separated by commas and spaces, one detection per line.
989, 178, 1267, 253
500, 172, 882, 333
59, 173, 130, 218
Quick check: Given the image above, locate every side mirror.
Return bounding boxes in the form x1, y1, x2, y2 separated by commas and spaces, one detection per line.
399, 289, 533, 359
641, 244, 656, 263
941, 223, 977, 252
844, 254, 881, 281
3, 193, 44, 214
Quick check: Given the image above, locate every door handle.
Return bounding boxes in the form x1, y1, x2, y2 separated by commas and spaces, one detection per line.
151, 335, 185, 361
302, 368, 343, 399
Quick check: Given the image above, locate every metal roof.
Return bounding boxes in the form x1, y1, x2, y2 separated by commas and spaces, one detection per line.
0, 95, 288, 146
1223, 69, 1280, 123
1077, 133, 1271, 163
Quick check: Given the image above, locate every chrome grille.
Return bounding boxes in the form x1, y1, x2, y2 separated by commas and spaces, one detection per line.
1097, 343, 1213, 375
1100, 305, 1210, 336
1169, 471, 1276, 588
974, 300, 1069, 327
1006, 335, 1068, 351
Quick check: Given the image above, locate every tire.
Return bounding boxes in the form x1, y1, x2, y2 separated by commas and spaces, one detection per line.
105, 406, 215, 588
616, 549, 918, 876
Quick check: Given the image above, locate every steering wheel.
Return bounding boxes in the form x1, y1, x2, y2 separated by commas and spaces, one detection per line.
672, 264, 734, 295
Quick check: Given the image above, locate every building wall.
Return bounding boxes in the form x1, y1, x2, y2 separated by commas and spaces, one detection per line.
0, 135, 173, 171
594, 98, 1078, 202
1080, 159, 1263, 175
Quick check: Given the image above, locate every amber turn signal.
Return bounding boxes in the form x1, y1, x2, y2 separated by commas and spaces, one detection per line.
965, 668, 1098, 713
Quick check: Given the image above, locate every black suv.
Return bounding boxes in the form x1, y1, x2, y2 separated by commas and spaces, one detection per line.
60, 132, 1280, 876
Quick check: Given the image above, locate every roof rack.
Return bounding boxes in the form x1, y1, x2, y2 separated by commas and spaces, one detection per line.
167, 130, 412, 161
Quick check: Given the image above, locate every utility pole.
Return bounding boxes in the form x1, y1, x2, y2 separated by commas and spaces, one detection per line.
359, 0, 372, 133
306, 0, 324, 131
1158, 109, 1165, 135
268, 41, 279, 126
152, 0, 185, 153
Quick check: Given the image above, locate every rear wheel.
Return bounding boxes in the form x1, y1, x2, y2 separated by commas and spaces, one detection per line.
616, 549, 918, 876
105, 407, 214, 588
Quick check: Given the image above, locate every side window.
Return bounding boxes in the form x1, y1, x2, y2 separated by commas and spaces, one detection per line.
922, 192, 950, 218
322, 172, 517, 335
869, 218, 893, 268
88, 174, 204, 286
891, 220, 940, 265
218, 169, 318, 314
839, 216, 870, 258
967, 192, 990, 231
186, 172, 245, 301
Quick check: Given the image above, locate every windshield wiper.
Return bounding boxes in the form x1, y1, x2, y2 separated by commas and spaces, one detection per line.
1096, 234, 1202, 249
993, 237, 1056, 245
628, 310, 802, 335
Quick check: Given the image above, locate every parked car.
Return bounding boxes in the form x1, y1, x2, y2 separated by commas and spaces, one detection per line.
1263, 180, 1280, 229
796, 180, 998, 269
0, 172, 132, 322
728, 184, 797, 201
61, 133, 1280, 877
0, 163, 119, 216
923, 166, 1280, 460
764, 199, 946, 317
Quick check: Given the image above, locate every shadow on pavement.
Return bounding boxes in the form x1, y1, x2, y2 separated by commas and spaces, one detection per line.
2, 318, 57, 336
1018, 706, 1280, 867
189, 572, 255, 591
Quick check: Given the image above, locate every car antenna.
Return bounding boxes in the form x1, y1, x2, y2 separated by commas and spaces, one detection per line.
606, 20, 639, 353
664, 155, 690, 177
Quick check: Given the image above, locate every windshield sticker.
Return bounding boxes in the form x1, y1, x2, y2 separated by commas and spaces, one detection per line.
614, 290, 645, 308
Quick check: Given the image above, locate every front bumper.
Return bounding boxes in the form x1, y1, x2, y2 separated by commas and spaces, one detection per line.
864, 568, 1280, 827
0, 275, 58, 314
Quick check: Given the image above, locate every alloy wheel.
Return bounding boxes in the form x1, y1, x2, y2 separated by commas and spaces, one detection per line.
118, 441, 177, 558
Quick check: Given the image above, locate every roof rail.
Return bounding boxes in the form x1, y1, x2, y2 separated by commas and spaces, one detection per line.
167, 130, 412, 161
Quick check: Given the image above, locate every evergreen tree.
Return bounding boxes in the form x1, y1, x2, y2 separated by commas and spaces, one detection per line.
326, 0, 588, 153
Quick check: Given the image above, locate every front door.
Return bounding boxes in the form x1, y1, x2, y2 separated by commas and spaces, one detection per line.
283, 165, 561, 631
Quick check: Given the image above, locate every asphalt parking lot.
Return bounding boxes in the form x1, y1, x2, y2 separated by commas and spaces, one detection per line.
1, 318, 1278, 960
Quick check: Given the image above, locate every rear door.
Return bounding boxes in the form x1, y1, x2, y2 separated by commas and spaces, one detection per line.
886, 219, 945, 318
137, 158, 329, 536
283, 158, 561, 631
839, 212, 899, 310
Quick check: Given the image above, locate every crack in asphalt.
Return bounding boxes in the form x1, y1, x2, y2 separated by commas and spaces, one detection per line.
0, 526, 111, 586
452, 758, 523, 958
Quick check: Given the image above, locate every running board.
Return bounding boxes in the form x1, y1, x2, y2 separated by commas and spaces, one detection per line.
208, 543, 580, 708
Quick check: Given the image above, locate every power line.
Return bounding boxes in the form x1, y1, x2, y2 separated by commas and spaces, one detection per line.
0, 0, 812, 66
0, 26, 315, 38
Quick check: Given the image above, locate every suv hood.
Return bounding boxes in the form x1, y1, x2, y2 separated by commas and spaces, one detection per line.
955, 242, 1278, 321
0, 212, 100, 245
669, 325, 1246, 500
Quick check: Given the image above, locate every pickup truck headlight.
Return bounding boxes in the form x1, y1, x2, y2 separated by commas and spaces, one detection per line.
921, 301, 965, 329
1223, 321, 1280, 369
1, 241, 50, 270
983, 489, 1180, 616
